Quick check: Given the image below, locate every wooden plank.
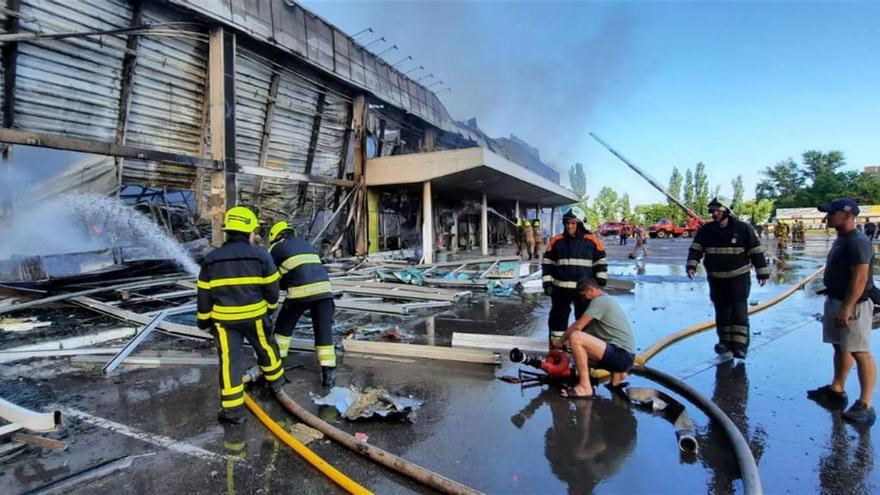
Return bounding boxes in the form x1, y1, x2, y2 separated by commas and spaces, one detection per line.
71, 355, 218, 367
342, 338, 499, 365
0, 348, 124, 364
113, 0, 144, 193
0, 423, 22, 438
298, 91, 327, 208
452, 332, 546, 353
12, 433, 67, 450
238, 165, 355, 188
70, 297, 211, 340
333, 285, 462, 302
0, 129, 221, 169
209, 26, 228, 246
335, 300, 408, 315
332, 279, 470, 298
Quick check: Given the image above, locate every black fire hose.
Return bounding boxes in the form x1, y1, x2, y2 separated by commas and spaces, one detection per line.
632, 365, 763, 495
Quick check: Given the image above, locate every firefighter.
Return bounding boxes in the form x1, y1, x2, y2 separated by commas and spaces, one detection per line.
268, 221, 337, 387
532, 218, 544, 259
514, 218, 526, 257
197, 206, 285, 424
775, 220, 789, 250
542, 206, 608, 343
687, 198, 769, 359
523, 218, 535, 260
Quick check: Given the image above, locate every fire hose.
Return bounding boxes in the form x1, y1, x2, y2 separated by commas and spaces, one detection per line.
243, 393, 372, 495
242, 373, 482, 495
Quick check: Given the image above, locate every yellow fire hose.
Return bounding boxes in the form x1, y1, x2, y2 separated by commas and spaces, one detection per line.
591, 265, 826, 379
244, 394, 373, 495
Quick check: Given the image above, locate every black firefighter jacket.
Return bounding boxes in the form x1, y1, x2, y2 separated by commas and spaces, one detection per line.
686, 217, 770, 282
541, 228, 608, 290
197, 238, 280, 329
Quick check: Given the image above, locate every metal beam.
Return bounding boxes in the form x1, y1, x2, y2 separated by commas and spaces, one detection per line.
0, 129, 222, 168
253, 69, 280, 211
297, 91, 327, 209
209, 26, 233, 246
102, 310, 167, 376
114, 0, 144, 196
2, 0, 21, 132
238, 165, 354, 188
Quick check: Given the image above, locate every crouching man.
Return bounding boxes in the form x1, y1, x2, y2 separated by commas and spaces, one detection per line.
551, 277, 636, 399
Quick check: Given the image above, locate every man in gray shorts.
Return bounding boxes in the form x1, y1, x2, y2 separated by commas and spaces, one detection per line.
807, 199, 877, 426
552, 277, 636, 399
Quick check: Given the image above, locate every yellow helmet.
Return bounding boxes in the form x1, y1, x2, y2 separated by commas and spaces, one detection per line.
223, 206, 258, 233
269, 220, 295, 243
533, 219, 541, 227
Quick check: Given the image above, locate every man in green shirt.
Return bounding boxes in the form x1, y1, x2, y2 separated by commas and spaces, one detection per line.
552, 277, 636, 399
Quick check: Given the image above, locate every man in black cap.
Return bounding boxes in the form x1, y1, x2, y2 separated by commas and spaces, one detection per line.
687, 198, 769, 359
808, 199, 876, 426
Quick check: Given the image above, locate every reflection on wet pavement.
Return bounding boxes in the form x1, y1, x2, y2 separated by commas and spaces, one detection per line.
2, 237, 879, 494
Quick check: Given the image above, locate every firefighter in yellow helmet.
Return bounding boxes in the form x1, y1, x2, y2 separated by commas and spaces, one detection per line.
523, 218, 535, 260
514, 218, 526, 257
267, 220, 337, 387
532, 218, 544, 259
197, 206, 285, 424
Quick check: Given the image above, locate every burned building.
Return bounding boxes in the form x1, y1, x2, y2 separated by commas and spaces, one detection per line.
0, 0, 576, 259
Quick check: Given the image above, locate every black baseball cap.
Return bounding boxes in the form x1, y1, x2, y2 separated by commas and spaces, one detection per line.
818, 198, 860, 216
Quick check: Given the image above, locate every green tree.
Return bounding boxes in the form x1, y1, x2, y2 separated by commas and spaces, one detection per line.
802, 150, 845, 180
760, 158, 804, 205
668, 167, 683, 202
683, 169, 695, 211
634, 203, 678, 225
619, 193, 632, 221
738, 198, 775, 226
568, 162, 587, 198
694, 162, 710, 217
594, 186, 621, 222
731, 175, 744, 211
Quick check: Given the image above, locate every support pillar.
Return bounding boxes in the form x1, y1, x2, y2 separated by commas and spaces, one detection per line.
208, 27, 237, 246
422, 181, 433, 264
550, 207, 557, 236
515, 200, 520, 221
352, 95, 367, 255
367, 187, 379, 254
451, 213, 459, 253
481, 193, 488, 256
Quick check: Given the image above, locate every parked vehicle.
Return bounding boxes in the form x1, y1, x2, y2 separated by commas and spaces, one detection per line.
648, 217, 703, 238
598, 221, 630, 237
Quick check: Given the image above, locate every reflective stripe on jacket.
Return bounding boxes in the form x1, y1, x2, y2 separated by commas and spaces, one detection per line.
269, 236, 333, 303
687, 217, 769, 280
196, 238, 280, 328
541, 228, 608, 288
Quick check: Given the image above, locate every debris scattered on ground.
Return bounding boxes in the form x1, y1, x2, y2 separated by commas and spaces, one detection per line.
651, 306, 666, 311
0, 317, 52, 332
311, 386, 423, 421
497, 375, 521, 384
287, 423, 324, 445
353, 432, 369, 443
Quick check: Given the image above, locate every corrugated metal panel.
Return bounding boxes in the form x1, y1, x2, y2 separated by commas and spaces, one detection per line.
124, 4, 207, 156
312, 92, 346, 177
0, 0, 7, 101
167, 1, 459, 134
234, 48, 271, 168
15, 0, 130, 140
123, 2, 208, 188
264, 67, 318, 175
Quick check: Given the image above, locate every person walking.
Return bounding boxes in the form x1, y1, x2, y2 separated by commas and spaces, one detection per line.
267, 221, 337, 387
686, 198, 769, 359
807, 199, 876, 426
532, 219, 545, 259
542, 206, 608, 343
197, 206, 285, 424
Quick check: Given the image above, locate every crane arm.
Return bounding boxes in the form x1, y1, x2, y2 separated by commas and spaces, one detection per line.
589, 133, 703, 222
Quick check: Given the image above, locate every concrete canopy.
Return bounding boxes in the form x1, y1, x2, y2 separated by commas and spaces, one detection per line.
365, 147, 579, 207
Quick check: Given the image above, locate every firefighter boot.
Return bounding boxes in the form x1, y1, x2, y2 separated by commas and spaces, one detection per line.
321, 366, 336, 387
217, 407, 247, 425
714, 342, 731, 355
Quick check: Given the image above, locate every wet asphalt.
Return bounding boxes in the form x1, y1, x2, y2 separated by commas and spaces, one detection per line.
1, 235, 877, 494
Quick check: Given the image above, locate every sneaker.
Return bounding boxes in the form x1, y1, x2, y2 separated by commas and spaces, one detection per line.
714, 343, 731, 355
217, 408, 247, 425
843, 400, 877, 426
807, 385, 848, 407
